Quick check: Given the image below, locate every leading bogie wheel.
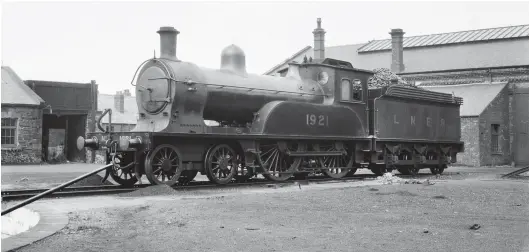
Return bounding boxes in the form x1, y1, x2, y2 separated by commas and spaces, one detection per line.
205, 144, 239, 184
144, 144, 183, 186
107, 152, 139, 187
258, 141, 305, 182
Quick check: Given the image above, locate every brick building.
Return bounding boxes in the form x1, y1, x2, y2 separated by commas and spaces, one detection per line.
423, 82, 510, 166
265, 20, 529, 167
1, 66, 45, 164
1, 66, 98, 164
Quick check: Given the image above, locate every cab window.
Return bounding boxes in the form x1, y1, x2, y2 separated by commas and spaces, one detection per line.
341, 78, 363, 102
341, 79, 351, 101
352, 79, 363, 101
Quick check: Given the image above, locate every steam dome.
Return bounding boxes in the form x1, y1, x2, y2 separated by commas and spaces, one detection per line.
220, 44, 247, 76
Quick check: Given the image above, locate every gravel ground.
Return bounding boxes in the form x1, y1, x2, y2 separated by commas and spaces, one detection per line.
10, 175, 529, 252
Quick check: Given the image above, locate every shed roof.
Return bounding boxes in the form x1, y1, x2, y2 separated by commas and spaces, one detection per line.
1, 66, 44, 106
265, 24, 529, 75
421, 82, 508, 117
97, 94, 138, 124
358, 25, 529, 52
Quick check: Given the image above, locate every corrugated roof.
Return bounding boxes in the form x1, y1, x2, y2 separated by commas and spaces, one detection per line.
1, 66, 44, 106
98, 94, 138, 124
358, 25, 529, 52
421, 82, 508, 117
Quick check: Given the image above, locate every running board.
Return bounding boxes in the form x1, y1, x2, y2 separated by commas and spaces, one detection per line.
501, 166, 529, 178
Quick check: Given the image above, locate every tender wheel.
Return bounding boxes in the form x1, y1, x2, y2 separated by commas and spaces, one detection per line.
320, 142, 352, 179
108, 152, 138, 187
144, 144, 183, 186
257, 141, 305, 182
406, 165, 420, 176
428, 151, 444, 175
430, 164, 446, 175
178, 170, 198, 184
205, 144, 239, 184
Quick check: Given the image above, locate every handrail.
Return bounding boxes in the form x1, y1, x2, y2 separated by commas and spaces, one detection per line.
1, 164, 112, 216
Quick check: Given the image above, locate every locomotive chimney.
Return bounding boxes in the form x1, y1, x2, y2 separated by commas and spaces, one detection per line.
157, 26, 179, 61
390, 28, 405, 73
313, 18, 326, 60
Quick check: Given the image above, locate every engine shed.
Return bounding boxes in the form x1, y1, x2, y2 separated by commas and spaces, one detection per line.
24, 80, 97, 163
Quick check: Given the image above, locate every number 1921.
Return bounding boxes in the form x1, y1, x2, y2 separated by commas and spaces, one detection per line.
306, 114, 329, 127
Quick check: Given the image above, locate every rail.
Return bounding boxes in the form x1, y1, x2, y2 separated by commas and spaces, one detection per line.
501, 166, 529, 178
1, 164, 112, 216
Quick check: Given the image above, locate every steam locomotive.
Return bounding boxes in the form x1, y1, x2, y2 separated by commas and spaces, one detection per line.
77, 26, 465, 187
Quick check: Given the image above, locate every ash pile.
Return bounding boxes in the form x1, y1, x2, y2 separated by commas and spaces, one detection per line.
374, 172, 436, 186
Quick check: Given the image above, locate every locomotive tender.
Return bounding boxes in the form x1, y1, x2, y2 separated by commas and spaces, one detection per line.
77, 26, 465, 187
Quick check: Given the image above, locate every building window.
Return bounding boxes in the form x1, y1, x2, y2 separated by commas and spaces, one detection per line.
1, 118, 18, 147
491, 124, 500, 153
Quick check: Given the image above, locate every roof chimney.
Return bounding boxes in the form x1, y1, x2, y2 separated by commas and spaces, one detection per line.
157, 26, 179, 61
312, 18, 326, 60
390, 28, 405, 73
114, 91, 125, 113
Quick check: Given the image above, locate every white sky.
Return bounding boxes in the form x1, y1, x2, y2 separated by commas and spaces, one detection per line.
2, 1, 529, 95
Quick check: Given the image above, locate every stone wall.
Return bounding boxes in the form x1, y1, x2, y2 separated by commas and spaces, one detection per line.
479, 86, 511, 166
1, 106, 43, 164
458, 117, 480, 166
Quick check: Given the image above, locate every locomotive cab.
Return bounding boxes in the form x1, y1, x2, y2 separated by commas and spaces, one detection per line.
286, 58, 372, 106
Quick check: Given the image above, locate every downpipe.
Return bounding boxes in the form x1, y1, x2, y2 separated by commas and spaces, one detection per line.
2, 164, 112, 216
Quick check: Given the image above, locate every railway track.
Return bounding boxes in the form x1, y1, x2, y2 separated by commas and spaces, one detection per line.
1, 173, 445, 202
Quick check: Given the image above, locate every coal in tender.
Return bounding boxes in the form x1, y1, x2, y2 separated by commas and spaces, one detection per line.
118, 184, 177, 197
71, 174, 115, 187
